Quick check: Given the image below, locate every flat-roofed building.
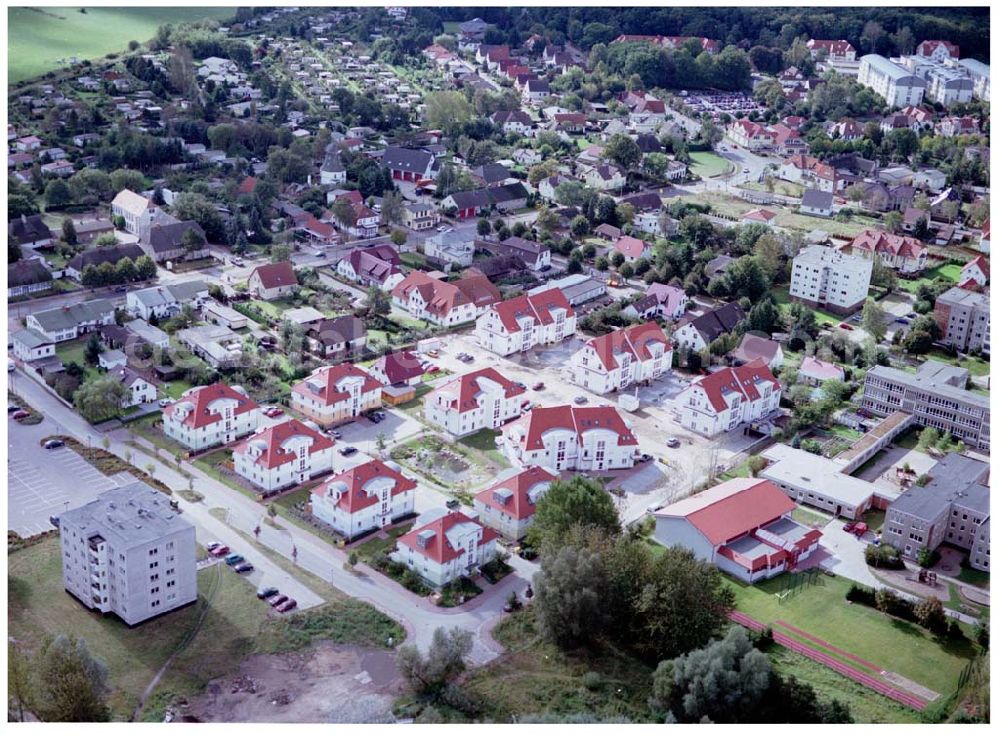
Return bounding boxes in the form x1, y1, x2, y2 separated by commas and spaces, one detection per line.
934, 287, 990, 355
858, 54, 926, 108
789, 245, 872, 314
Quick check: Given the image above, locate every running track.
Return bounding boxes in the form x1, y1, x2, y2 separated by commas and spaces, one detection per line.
728, 611, 930, 711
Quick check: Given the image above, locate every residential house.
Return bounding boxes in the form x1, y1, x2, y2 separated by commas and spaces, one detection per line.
9, 214, 53, 247
290, 364, 384, 428
807, 39, 857, 61
570, 322, 672, 394
727, 119, 775, 151
391, 271, 500, 326
162, 383, 261, 451
481, 236, 552, 271
382, 146, 437, 181
65, 243, 146, 281
778, 155, 841, 193
841, 229, 928, 274
424, 367, 526, 437
402, 201, 440, 231
126, 280, 208, 321
742, 208, 778, 227
676, 359, 782, 437
475, 288, 577, 356
142, 217, 208, 263
441, 189, 491, 219
499, 405, 638, 472
305, 316, 368, 360
391, 509, 499, 587
960, 255, 989, 288
111, 189, 157, 236
425, 231, 475, 267
473, 466, 558, 540
790, 245, 872, 314
613, 235, 653, 263
914, 39, 960, 62
26, 299, 115, 342
233, 419, 336, 495
336, 246, 404, 290
858, 54, 926, 107
369, 350, 426, 388
110, 366, 157, 407
800, 189, 834, 217
798, 356, 845, 386
491, 110, 534, 136
311, 459, 417, 539
583, 164, 626, 191
672, 302, 745, 353
934, 287, 990, 355
248, 261, 298, 300
623, 283, 687, 321
653, 477, 821, 583
730, 333, 784, 371
11, 329, 56, 362
8, 259, 53, 298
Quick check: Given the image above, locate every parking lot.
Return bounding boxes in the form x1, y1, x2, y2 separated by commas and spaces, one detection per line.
8, 415, 128, 537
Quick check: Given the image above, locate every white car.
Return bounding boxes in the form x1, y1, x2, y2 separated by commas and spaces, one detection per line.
158, 398, 173, 408
436, 225, 448, 232
7, 359, 14, 373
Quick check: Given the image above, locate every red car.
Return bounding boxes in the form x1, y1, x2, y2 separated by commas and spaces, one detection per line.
838, 323, 854, 331
263, 406, 284, 418
269, 594, 289, 608
209, 544, 230, 557
11, 409, 29, 420
277, 598, 297, 613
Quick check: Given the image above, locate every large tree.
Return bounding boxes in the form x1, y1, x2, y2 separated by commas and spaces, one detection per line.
73, 376, 128, 423
603, 133, 642, 171
34, 635, 111, 722
396, 627, 472, 697
860, 298, 888, 342
533, 544, 609, 647
527, 476, 620, 546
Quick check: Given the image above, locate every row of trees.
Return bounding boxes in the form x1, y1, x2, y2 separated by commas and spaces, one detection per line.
80, 255, 158, 287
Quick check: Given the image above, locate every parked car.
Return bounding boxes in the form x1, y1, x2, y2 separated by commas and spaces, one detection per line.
532, 382, 545, 391
263, 406, 284, 418
257, 587, 279, 599
49, 515, 60, 528
233, 562, 254, 573
277, 598, 297, 613
8, 403, 21, 413
209, 544, 230, 557
665, 437, 681, 448
224, 553, 245, 566
158, 398, 173, 408
513, 381, 527, 389
573, 395, 588, 405
838, 323, 854, 331
339, 446, 358, 456
327, 429, 342, 439
445, 498, 460, 510
11, 410, 29, 420
842, 521, 856, 533
7, 359, 15, 373
638, 453, 653, 462
44, 439, 65, 450
207, 541, 221, 552
314, 250, 326, 258
113, 285, 128, 294
269, 594, 289, 608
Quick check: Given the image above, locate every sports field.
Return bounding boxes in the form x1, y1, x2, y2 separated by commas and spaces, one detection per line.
8, 6, 234, 83
688, 150, 733, 178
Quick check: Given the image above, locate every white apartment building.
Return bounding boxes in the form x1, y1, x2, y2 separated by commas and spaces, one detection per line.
392, 509, 499, 587
111, 188, 157, 236
310, 459, 417, 539
290, 364, 383, 428
475, 288, 577, 356
858, 54, 926, 108
499, 405, 638, 472
424, 367, 526, 437
60, 482, 197, 626
676, 360, 782, 437
934, 287, 990, 355
233, 419, 336, 495
957, 58, 990, 101
162, 383, 261, 451
570, 321, 672, 394
789, 245, 873, 315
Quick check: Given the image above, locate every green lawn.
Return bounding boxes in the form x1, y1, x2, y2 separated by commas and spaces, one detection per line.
922, 349, 991, 378
828, 425, 863, 441
8, 6, 235, 83
771, 286, 843, 326
457, 428, 509, 467
724, 573, 977, 698
128, 414, 187, 456
160, 379, 194, 400
956, 565, 991, 590
353, 523, 414, 562
10, 535, 404, 721
897, 264, 962, 294
192, 448, 258, 500
688, 151, 733, 179
55, 337, 98, 378
791, 506, 833, 528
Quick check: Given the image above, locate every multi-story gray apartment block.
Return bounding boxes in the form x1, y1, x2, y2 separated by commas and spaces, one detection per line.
789, 245, 872, 315
934, 287, 990, 355
60, 482, 197, 626
862, 361, 990, 452
884, 453, 989, 571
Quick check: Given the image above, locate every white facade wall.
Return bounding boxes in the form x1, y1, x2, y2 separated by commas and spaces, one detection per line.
501, 426, 635, 472
162, 399, 261, 451
475, 308, 577, 356
570, 341, 669, 394
425, 379, 523, 437
234, 438, 335, 494
676, 382, 782, 437
311, 480, 415, 538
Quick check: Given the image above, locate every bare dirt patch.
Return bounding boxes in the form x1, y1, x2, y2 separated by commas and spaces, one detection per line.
181, 641, 402, 723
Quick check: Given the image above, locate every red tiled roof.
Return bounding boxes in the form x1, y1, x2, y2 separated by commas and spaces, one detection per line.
429, 367, 525, 414
490, 287, 574, 334
292, 364, 383, 407
163, 382, 259, 430
614, 235, 649, 259
374, 350, 426, 385
849, 229, 926, 260
657, 477, 795, 546
250, 261, 297, 290
474, 466, 558, 521
396, 510, 498, 564
743, 208, 777, 223
915, 39, 959, 58
798, 356, 844, 382
690, 359, 779, 413
233, 418, 333, 470
237, 176, 257, 195
313, 458, 416, 514
583, 321, 671, 371
392, 272, 499, 318
964, 255, 989, 279
505, 405, 638, 451
806, 39, 856, 55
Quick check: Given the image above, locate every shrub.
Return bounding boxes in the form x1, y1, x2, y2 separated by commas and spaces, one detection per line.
947, 620, 966, 640
581, 671, 602, 691
846, 583, 876, 606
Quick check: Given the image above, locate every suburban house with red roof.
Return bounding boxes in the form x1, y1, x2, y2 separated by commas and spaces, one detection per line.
425, 367, 526, 437
336, 245, 404, 290
676, 359, 782, 437
613, 235, 653, 263
653, 477, 822, 584
475, 287, 577, 356
961, 255, 990, 288
915, 39, 960, 63
797, 356, 845, 387
570, 322, 672, 394
473, 466, 558, 540
311, 459, 417, 539
290, 364, 384, 428
391, 271, 501, 326
840, 229, 928, 274
248, 261, 298, 300
500, 405, 638, 472
369, 350, 427, 388
391, 508, 499, 587
233, 419, 335, 494
806, 39, 856, 61
162, 383, 261, 450
726, 119, 775, 151
741, 208, 778, 227
778, 154, 842, 193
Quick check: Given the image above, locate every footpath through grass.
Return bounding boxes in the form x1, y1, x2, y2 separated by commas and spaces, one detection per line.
723, 573, 977, 699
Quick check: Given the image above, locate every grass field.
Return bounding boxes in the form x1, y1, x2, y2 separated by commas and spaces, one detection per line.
771, 286, 842, 326
688, 151, 733, 179
897, 264, 962, 294
724, 573, 976, 699
8, 7, 235, 83
9, 536, 403, 721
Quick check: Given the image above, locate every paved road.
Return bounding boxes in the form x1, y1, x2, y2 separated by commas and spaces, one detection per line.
10, 366, 528, 660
